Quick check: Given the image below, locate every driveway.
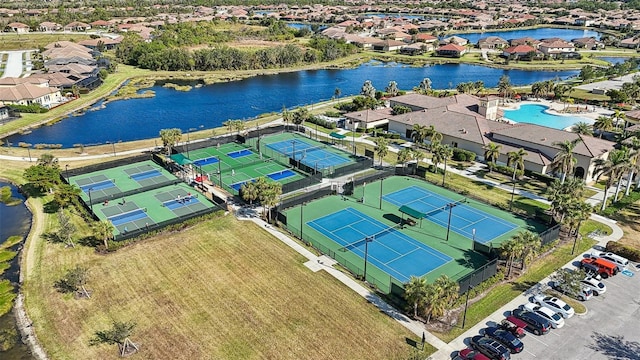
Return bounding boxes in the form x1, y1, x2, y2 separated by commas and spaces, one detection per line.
1, 50, 26, 78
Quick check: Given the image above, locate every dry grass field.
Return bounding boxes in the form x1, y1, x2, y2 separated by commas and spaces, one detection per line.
24, 214, 431, 360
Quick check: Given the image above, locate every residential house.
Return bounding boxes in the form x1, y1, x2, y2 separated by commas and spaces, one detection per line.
415, 33, 438, 44
343, 108, 393, 130
38, 21, 62, 32
509, 37, 542, 49
620, 37, 640, 49
90, 20, 110, 29
477, 36, 508, 49
0, 83, 62, 109
441, 35, 469, 46
64, 21, 91, 32
385, 93, 614, 183
399, 43, 427, 55
78, 37, 122, 51
371, 39, 406, 52
502, 45, 539, 59
436, 43, 467, 58
572, 37, 604, 50
538, 39, 576, 58
5, 22, 29, 33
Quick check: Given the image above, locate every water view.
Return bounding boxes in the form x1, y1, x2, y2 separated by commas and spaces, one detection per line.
503, 104, 593, 130
5, 62, 579, 147
0, 182, 31, 360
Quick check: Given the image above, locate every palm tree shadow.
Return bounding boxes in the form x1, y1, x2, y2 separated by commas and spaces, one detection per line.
589, 332, 640, 360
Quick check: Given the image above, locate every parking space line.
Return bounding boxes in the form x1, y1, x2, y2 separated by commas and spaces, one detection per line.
525, 334, 548, 346
522, 349, 537, 357
606, 280, 620, 288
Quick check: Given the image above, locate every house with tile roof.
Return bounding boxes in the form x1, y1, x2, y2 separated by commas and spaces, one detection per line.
385, 93, 614, 183
5, 22, 29, 33
0, 83, 62, 109
436, 43, 467, 58
343, 108, 394, 130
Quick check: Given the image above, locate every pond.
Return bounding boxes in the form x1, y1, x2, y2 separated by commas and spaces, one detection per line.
502, 104, 593, 130
4, 61, 580, 148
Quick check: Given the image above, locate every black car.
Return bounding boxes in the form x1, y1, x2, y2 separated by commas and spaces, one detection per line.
484, 327, 524, 354
511, 308, 552, 336
469, 335, 511, 360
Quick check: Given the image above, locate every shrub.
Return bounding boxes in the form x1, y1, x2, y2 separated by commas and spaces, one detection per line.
605, 241, 640, 262
452, 148, 476, 161
306, 116, 337, 129
7, 104, 48, 113
494, 164, 524, 178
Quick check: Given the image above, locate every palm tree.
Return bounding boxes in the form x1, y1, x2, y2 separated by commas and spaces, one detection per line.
282, 106, 293, 131
259, 182, 282, 222
222, 120, 234, 135
497, 75, 513, 103
397, 148, 413, 173
507, 148, 528, 180
428, 129, 443, 150
416, 77, 432, 94
612, 109, 627, 130
241, 182, 259, 205
373, 137, 389, 166
571, 122, 593, 136
513, 231, 541, 272
385, 81, 399, 97
410, 148, 423, 175
593, 116, 614, 138
404, 276, 428, 318
595, 148, 630, 211
499, 238, 524, 278
483, 142, 502, 172
531, 82, 544, 99
434, 275, 459, 307
550, 138, 582, 183
625, 137, 640, 196
563, 200, 592, 240
432, 144, 453, 184
333, 87, 341, 101
94, 220, 114, 250
411, 124, 429, 146
360, 80, 376, 99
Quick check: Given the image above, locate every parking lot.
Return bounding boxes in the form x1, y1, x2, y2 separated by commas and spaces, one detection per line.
461, 261, 640, 359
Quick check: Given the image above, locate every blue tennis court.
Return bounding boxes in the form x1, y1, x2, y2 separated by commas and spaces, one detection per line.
227, 149, 253, 159
163, 196, 200, 210
308, 208, 451, 282
130, 169, 162, 181
267, 169, 296, 181
108, 209, 148, 226
383, 186, 518, 244
80, 179, 115, 193
193, 156, 219, 166
266, 139, 350, 169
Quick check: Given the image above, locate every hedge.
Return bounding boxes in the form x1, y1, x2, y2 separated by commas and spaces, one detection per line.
489, 163, 524, 178
605, 241, 640, 262
306, 116, 337, 129
452, 148, 476, 162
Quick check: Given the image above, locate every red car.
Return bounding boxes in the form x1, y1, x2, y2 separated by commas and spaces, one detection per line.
500, 316, 527, 338
456, 348, 491, 360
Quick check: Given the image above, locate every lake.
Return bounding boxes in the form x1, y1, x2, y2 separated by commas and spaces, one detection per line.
5, 62, 579, 147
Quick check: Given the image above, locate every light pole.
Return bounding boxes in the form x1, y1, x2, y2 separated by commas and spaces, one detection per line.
186, 127, 197, 158
363, 237, 373, 282
291, 140, 297, 168
65, 164, 69, 181
446, 203, 454, 241
88, 187, 94, 212
571, 220, 583, 255
26, 144, 32, 162
352, 123, 358, 155
300, 203, 305, 241
112, 141, 116, 157
509, 179, 517, 211
379, 177, 384, 209
472, 228, 476, 243
462, 281, 473, 328
217, 156, 222, 188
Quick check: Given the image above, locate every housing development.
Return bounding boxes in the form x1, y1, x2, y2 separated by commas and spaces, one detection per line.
1, 1, 640, 359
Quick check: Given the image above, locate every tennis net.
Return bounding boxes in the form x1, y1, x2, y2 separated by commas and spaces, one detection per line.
422, 198, 467, 218
339, 224, 402, 252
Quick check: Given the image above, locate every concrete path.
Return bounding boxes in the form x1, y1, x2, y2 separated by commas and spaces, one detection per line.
1, 50, 30, 78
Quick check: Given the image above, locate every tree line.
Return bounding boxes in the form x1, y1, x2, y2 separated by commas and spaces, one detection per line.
116, 33, 357, 71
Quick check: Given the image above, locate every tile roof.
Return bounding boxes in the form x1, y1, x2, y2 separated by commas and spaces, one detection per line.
0, 83, 59, 102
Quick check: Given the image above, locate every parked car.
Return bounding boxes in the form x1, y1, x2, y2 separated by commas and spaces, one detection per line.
469, 335, 511, 360
484, 327, 524, 354
580, 257, 618, 278
511, 308, 552, 335
532, 294, 575, 318
598, 252, 629, 272
522, 303, 565, 329
580, 276, 607, 296
500, 317, 527, 338
580, 261, 603, 280
549, 280, 593, 301
455, 348, 491, 360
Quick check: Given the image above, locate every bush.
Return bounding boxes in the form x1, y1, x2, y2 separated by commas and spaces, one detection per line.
7, 104, 48, 113
493, 164, 524, 178
605, 241, 640, 262
452, 148, 476, 161
306, 116, 337, 129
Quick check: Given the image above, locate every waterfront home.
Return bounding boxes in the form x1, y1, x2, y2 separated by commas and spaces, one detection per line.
571, 37, 604, 50
509, 37, 542, 49
436, 43, 467, 58
441, 36, 469, 46
538, 39, 576, 58
477, 36, 508, 49
0, 83, 62, 109
502, 45, 539, 60
620, 37, 640, 49
371, 39, 406, 52
385, 93, 614, 183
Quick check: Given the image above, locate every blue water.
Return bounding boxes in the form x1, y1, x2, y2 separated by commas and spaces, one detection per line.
503, 104, 593, 130
456, 28, 601, 44
5, 61, 580, 147
596, 57, 630, 65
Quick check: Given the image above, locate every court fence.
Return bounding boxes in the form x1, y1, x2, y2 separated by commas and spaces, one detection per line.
113, 206, 219, 241
539, 224, 561, 246
456, 259, 498, 295
63, 153, 155, 179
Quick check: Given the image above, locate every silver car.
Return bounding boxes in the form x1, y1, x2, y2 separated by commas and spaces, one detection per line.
580, 276, 607, 296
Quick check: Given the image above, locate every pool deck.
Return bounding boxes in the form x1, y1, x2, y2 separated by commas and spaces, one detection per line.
500, 99, 614, 130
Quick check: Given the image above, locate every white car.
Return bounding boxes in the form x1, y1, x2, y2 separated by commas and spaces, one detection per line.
580, 277, 607, 296
523, 302, 565, 329
532, 294, 575, 319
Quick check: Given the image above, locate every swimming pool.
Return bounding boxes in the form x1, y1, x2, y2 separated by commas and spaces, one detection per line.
502, 104, 593, 130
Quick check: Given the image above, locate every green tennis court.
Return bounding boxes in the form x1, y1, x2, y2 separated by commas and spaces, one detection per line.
69, 160, 177, 204
284, 176, 546, 292
172, 142, 307, 194
93, 183, 217, 236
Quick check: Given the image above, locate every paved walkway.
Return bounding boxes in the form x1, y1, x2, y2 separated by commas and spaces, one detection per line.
0, 50, 35, 78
